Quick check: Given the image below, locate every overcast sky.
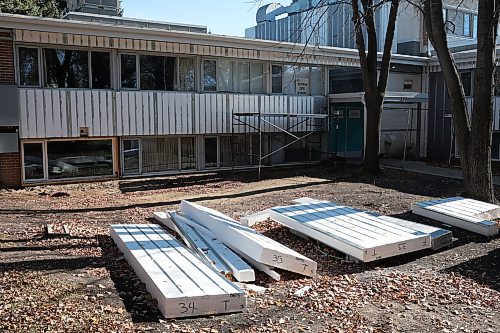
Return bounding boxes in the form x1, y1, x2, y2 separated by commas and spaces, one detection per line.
121, 0, 288, 37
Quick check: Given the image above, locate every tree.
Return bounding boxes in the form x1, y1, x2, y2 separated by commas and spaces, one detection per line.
351, 0, 400, 174
0, 0, 66, 18
421, 0, 500, 202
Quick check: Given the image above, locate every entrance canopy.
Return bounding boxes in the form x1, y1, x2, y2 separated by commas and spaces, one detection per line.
328, 91, 428, 104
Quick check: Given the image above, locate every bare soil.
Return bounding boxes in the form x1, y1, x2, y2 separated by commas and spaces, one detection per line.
0, 163, 498, 333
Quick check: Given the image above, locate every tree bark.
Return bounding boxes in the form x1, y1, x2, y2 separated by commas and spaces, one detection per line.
352, 0, 399, 175
424, 0, 498, 202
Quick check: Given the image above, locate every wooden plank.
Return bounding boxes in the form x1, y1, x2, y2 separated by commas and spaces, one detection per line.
154, 212, 256, 282
269, 201, 431, 262
412, 197, 499, 237
179, 201, 317, 277
240, 210, 270, 227
110, 224, 246, 319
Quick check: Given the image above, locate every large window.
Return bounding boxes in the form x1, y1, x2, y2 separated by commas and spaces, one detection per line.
121, 54, 138, 89
140, 55, 176, 91
23, 143, 44, 181
45, 49, 89, 88
179, 57, 195, 91
123, 139, 140, 175
91, 51, 111, 89
204, 60, 217, 92
47, 140, 113, 179
250, 62, 265, 94
141, 137, 178, 173
445, 9, 476, 38
18, 47, 39, 86
273, 64, 322, 95
329, 67, 363, 94
43, 49, 111, 89
272, 65, 283, 94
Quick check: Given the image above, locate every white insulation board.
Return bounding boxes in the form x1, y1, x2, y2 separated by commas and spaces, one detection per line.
412, 197, 499, 237
269, 201, 431, 262
179, 200, 317, 277
110, 224, 246, 318
154, 211, 256, 282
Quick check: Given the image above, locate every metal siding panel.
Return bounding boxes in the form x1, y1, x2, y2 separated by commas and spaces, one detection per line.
19, 89, 28, 139
126, 92, 134, 136
116, 93, 123, 136
52, 90, 62, 137
199, 95, 206, 134
186, 94, 193, 134
43, 90, 54, 138
92, 91, 100, 137
59, 90, 69, 137
135, 92, 143, 135
194, 94, 200, 135
210, 94, 217, 134
142, 92, 150, 135
168, 94, 176, 135
35, 90, 45, 138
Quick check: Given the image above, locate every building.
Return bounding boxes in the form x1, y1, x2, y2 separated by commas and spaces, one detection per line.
65, 0, 123, 16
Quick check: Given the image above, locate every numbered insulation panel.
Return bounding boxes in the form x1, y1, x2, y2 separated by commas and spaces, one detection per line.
110, 224, 246, 318
269, 201, 431, 262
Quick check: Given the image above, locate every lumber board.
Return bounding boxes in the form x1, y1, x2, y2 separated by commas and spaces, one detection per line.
179, 200, 317, 277
110, 224, 246, 318
269, 201, 431, 262
240, 210, 270, 227
154, 211, 255, 282
412, 197, 499, 237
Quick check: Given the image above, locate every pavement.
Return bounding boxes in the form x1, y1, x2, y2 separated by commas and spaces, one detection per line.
380, 158, 500, 186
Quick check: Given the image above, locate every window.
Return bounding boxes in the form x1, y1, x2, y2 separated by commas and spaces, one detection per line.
47, 140, 113, 179
283, 65, 309, 95
141, 137, 178, 173
218, 59, 232, 92
140, 55, 176, 91
179, 57, 195, 91
329, 67, 363, 94
123, 139, 140, 175
204, 60, 217, 92
204, 137, 218, 168
44, 49, 89, 88
473, 15, 478, 39
403, 80, 413, 90
461, 72, 472, 97
233, 61, 250, 93
310, 66, 324, 95
91, 51, 111, 89
181, 137, 196, 170
250, 62, 265, 94
121, 54, 137, 89
272, 65, 283, 94
463, 14, 471, 37
18, 47, 39, 86
23, 143, 44, 180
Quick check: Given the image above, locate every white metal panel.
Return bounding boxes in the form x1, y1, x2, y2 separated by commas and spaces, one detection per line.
51, 90, 62, 137
142, 92, 150, 135
269, 201, 431, 262
19, 89, 29, 138
35, 90, 45, 138
43, 90, 54, 137
92, 91, 101, 137
412, 197, 499, 237
84, 91, 93, 136
180, 200, 317, 277
210, 94, 217, 134
110, 224, 246, 319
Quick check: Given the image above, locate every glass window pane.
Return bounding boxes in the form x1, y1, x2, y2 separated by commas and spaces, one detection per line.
233, 61, 250, 93
463, 14, 470, 36
47, 140, 113, 179
283, 65, 296, 95
18, 47, 39, 86
329, 67, 363, 94
140, 55, 176, 91
141, 138, 178, 173
121, 54, 137, 89
23, 143, 44, 180
272, 65, 282, 94
310, 66, 323, 95
218, 60, 232, 92
204, 60, 217, 92
473, 15, 478, 39
181, 137, 196, 170
179, 57, 195, 91
204, 137, 218, 168
91, 51, 111, 89
250, 62, 265, 94
44, 49, 89, 88
123, 139, 140, 175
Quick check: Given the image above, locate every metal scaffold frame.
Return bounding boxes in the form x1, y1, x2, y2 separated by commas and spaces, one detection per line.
231, 111, 330, 179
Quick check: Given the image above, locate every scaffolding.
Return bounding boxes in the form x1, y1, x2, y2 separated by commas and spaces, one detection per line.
231, 111, 330, 179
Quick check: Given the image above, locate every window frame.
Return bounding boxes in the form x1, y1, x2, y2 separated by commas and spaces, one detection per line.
119, 52, 140, 91
16, 45, 42, 88
21, 140, 48, 183
202, 58, 218, 93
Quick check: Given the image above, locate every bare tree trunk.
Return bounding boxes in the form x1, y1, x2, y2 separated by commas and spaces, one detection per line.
424, 0, 497, 202
352, 0, 399, 175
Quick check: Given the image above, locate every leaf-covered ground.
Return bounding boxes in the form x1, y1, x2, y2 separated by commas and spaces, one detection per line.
0, 164, 498, 332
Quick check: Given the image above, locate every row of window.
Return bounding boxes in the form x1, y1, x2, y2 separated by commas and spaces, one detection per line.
444, 8, 478, 38
22, 135, 323, 182
17, 46, 325, 95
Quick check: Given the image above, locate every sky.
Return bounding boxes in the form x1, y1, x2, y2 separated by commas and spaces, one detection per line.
121, 0, 288, 37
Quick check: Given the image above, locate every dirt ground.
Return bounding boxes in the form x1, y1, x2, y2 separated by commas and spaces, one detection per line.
0, 163, 498, 333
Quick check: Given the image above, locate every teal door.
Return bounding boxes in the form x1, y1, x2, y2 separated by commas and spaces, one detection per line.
329, 102, 364, 157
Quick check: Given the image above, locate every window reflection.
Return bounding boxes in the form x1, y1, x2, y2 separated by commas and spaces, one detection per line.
44, 49, 89, 88
23, 143, 44, 180
18, 48, 39, 86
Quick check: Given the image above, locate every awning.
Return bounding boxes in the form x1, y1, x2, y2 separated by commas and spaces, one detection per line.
328, 91, 428, 104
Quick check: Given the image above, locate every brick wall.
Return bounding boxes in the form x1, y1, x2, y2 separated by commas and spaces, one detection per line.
0, 152, 21, 188
0, 31, 15, 85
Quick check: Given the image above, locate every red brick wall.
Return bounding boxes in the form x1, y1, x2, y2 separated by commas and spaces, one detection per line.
0, 31, 15, 85
0, 152, 21, 188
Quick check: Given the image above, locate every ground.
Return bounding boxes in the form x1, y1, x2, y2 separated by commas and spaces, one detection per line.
0, 164, 498, 333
